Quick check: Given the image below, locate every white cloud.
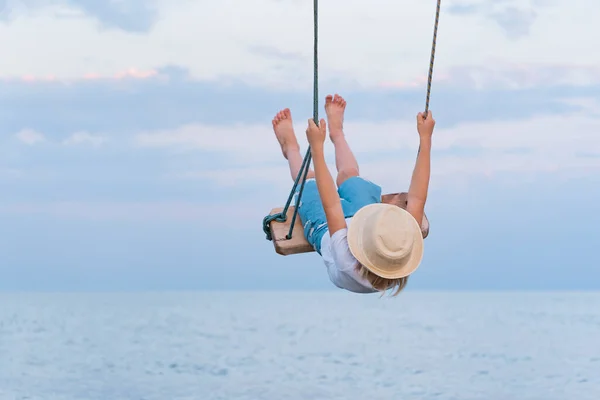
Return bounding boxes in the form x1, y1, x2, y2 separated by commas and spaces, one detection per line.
185, 153, 600, 197
12, 130, 107, 147
15, 129, 45, 145
135, 105, 600, 190
0, 0, 598, 88
62, 132, 107, 147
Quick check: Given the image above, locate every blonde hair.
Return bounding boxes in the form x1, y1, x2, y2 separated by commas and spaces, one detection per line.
357, 264, 409, 297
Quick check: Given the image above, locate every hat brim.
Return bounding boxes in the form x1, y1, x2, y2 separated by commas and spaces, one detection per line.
347, 203, 424, 279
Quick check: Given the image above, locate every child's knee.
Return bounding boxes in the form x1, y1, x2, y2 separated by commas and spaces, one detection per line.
336, 168, 359, 187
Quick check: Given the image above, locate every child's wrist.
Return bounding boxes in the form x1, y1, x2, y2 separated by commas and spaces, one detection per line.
419, 136, 432, 148
310, 142, 325, 154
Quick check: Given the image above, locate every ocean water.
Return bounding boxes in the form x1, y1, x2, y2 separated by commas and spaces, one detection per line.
0, 291, 598, 400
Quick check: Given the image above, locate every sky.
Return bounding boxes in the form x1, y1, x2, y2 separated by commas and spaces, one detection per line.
0, 0, 599, 291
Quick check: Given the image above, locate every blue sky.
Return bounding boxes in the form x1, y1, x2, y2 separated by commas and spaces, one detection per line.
0, 0, 599, 291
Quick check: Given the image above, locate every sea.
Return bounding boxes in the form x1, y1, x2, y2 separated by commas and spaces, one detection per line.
0, 291, 598, 400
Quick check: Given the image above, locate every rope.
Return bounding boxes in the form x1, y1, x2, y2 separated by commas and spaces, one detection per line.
424, 0, 441, 117
262, 0, 318, 241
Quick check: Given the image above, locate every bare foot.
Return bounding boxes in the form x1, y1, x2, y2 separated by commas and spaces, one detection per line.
324, 93, 346, 142
272, 108, 299, 159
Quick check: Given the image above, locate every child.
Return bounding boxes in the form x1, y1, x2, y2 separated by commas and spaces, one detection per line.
272, 94, 435, 295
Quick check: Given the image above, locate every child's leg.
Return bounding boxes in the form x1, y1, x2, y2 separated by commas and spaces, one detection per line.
272, 108, 315, 181
273, 108, 328, 252
324, 94, 359, 187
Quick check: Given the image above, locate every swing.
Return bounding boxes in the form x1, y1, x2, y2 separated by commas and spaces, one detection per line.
262, 0, 441, 256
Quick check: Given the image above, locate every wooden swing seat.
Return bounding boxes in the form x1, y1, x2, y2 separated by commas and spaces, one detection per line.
267, 192, 430, 256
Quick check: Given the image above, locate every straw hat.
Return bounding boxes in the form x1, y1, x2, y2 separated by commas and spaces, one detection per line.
347, 203, 424, 279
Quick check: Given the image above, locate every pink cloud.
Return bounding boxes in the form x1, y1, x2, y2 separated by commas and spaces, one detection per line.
113, 68, 158, 79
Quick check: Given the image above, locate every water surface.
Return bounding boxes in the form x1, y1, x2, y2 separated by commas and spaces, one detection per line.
0, 291, 598, 399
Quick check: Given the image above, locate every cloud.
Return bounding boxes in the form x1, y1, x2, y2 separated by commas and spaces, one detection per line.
10, 129, 106, 149
134, 123, 257, 157
489, 7, 537, 40
134, 106, 600, 192
0, 0, 598, 89
447, 3, 481, 15
181, 151, 600, 198
0, 67, 159, 83
0, 67, 595, 139
15, 129, 45, 145
62, 131, 107, 146
7, 102, 598, 220
446, 1, 540, 40
8, 62, 600, 90
445, 64, 600, 89
0, 0, 159, 32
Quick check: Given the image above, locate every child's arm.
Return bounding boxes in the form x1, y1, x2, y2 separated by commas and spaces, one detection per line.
312, 145, 347, 235
406, 111, 435, 227
306, 119, 347, 236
